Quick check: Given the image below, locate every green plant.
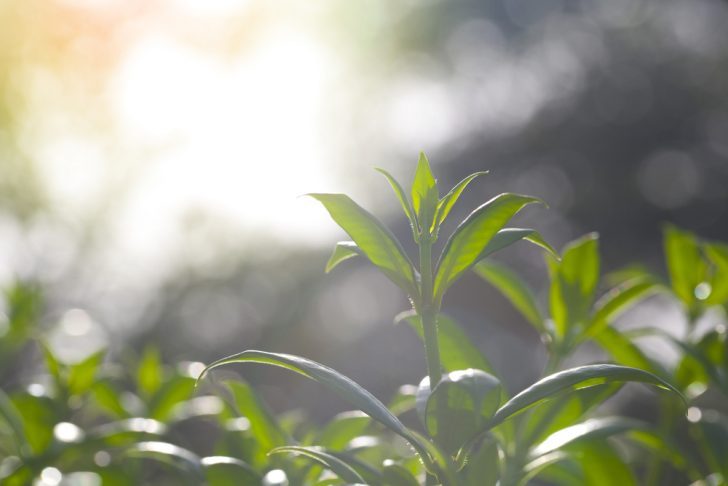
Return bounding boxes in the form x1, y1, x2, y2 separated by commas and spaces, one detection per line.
199, 154, 683, 485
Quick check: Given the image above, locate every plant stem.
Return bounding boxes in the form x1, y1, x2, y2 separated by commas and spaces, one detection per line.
418, 236, 442, 387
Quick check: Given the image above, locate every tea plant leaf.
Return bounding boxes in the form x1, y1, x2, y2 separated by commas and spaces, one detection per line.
434, 194, 542, 302
201, 456, 261, 484
585, 277, 661, 338
68, 350, 104, 396
382, 462, 420, 486
198, 350, 429, 462
375, 168, 417, 234
149, 376, 196, 421
462, 437, 499, 486
529, 417, 647, 459
309, 193, 416, 294
432, 171, 488, 232
548, 233, 600, 338
270, 446, 365, 484
485, 364, 683, 430
137, 346, 163, 398
325, 241, 362, 273
406, 429, 459, 486
411, 152, 439, 232
479, 228, 558, 261
125, 441, 205, 482
0, 387, 28, 456
315, 410, 369, 450
705, 241, 728, 305
474, 260, 544, 332
224, 380, 288, 452
664, 224, 705, 307
396, 310, 495, 374
592, 326, 661, 375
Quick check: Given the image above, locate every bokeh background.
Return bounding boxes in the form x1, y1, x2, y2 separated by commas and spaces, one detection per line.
2, 0, 728, 418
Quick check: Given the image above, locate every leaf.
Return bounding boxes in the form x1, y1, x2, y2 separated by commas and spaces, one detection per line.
573, 442, 636, 486
592, 326, 662, 376
201, 456, 261, 485
411, 152, 439, 232
269, 446, 365, 484
548, 233, 600, 338
474, 260, 544, 332
315, 410, 369, 450
376, 168, 418, 236
67, 350, 104, 396
148, 376, 196, 421
462, 436, 499, 486
223, 380, 288, 453
586, 277, 661, 337
434, 194, 542, 303
529, 417, 648, 459
479, 228, 558, 261
705, 241, 728, 305
432, 171, 488, 232
382, 462, 420, 486
137, 346, 163, 398
125, 441, 205, 483
198, 350, 429, 462
309, 193, 416, 294
325, 241, 362, 273
425, 369, 502, 453
397, 310, 495, 374
664, 224, 705, 307
484, 364, 683, 430
0, 388, 28, 456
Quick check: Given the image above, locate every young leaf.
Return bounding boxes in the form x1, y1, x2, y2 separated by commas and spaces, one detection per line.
664, 224, 705, 307
411, 152, 439, 233
485, 364, 683, 430
474, 260, 544, 333
223, 380, 288, 453
0, 388, 28, 456
479, 228, 558, 261
397, 310, 496, 374
462, 437, 499, 486
382, 462, 420, 486
269, 446, 365, 484
325, 241, 362, 273
309, 193, 416, 294
125, 441, 205, 482
432, 171, 488, 232
67, 350, 105, 396
137, 346, 163, 398
434, 193, 542, 302
198, 350, 429, 461
585, 277, 661, 338
314, 410, 369, 450
548, 233, 600, 338
592, 326, 662, 376
202, 456, 261, 484
375, 168, 418, 235
705, 241, 728, 305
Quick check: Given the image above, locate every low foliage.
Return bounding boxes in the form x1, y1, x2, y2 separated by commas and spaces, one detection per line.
1, 154, 726, 485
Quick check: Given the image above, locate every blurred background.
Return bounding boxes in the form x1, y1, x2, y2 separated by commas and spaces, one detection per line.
1, 0, 728, 417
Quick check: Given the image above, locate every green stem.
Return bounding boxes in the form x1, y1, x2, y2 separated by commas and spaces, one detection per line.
418, 237, 442, 387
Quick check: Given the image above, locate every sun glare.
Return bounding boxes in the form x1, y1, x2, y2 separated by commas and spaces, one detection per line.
110, 25, 337, 260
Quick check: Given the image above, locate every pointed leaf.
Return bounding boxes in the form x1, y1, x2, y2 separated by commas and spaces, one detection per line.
315, 410, 369, 450
463, 436, 499, 486
325, 241, 362, 273
376, 168, 417, 235
223, 380, 288, 452
485, 364, 683, 430
137, 346, 163, 398
479, 227, 558, 261
68, 350, 104, 396
198, 350, 429, 461
411, 152, 438, 231
269, 446, 365, 484
432, 171, 488, 232
201, 456, 261, 485
586, 277, 660, 337
309, 193, 416, 293
548, 233, 600, 337
664, 224, 706, 307
434, 193, 542, 302
705, 241, 728, 305
592, 326, 662, 375
474, 260, 544, 332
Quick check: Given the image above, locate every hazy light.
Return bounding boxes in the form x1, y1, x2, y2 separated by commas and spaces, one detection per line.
94, 450, 111, 467
39, 467, 62, 486
686, 406, 702, 423
54, 422, 84, 443
263, 469, 288, 486
694, 282, 711, 301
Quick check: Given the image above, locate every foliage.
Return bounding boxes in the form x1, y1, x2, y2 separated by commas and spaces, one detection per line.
1, 154, 725, 485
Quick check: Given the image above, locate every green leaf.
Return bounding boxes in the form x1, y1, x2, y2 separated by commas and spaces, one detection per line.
573, 442, 636, 486
91, 380, 130, 419
474, 260, 544, 332
548, 233, 600, 338
432, 171, 488, 232
434, 194, 542, 303
411, 152, 439, 233
375, 168, 418, 236
125, 441, 205, 483
137, 346, 163, 398
529, 417, 648, 459
585, 277, 661, 338
664, 224, 705, 307
325, 241, 362, 273
269, 446, 365, 484
479, 227, 558, 261
396, 310, 495, 374
382, 462, 420, 486
0, 388, 28, 456
462, 436, 499, 486
198, 350, 429, 462
148, 376, 195, 421
224, 380, 288, 453
485, 364, 683, 430
202, 456, 261, 485
592, 326, 662, 376
425, 369, 502, 453
67, 350, 104, 396
315, 410, 369, 450
309, 193, 416, 294
705, 241, 728, 305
